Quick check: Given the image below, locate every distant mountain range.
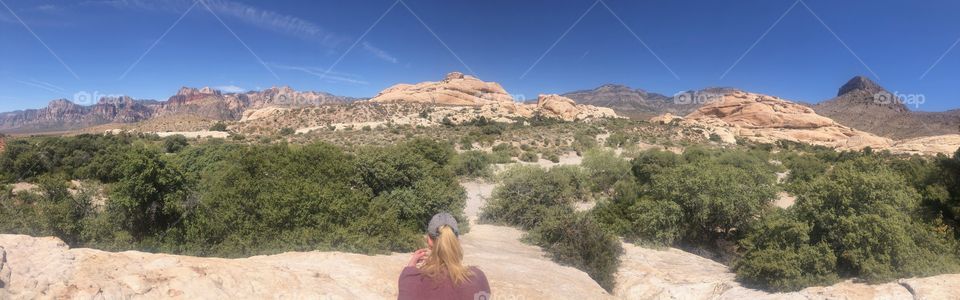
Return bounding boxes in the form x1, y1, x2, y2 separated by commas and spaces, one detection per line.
0, 86, 358, 134
561, 84, 695, 119
1, 75, 957, 140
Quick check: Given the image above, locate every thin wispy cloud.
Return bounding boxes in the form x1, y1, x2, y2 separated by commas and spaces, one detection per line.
214, 84, 246, 93
268, 63, 369, 85
31, 4, 60, 12
91, 0, 350, 49
362, 42, 398, 64
15, 79, 67, 95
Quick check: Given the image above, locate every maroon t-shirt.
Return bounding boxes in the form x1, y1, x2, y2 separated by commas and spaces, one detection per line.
397, 266, 491, 300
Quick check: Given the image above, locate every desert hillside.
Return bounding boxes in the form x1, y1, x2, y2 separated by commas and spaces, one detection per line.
813, 76, 960, 139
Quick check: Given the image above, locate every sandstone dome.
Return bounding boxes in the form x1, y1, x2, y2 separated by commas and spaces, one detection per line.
369, 72, 515, 106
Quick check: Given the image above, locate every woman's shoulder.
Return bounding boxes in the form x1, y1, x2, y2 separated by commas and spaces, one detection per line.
468, 266, 488, 279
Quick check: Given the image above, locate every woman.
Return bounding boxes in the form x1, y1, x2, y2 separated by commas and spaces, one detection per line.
398, 212, 490, 300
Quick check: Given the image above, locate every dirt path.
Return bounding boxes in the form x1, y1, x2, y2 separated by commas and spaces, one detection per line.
461, 180, 495, 223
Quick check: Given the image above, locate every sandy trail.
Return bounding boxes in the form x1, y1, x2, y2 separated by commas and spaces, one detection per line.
461, 180, 495, 223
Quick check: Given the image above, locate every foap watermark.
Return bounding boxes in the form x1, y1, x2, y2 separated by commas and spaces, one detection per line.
673, 91, 724, 105
73, 91, 126, 105
873, 91, 925, 109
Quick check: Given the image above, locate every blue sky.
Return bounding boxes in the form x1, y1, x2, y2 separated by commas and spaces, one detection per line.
2, 0, 960, 112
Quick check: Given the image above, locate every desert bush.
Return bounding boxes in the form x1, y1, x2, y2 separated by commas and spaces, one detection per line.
0, 135, 467, 258
449, 151, 492, 178
630, 149, 681, 184
782, 154, 828, 184
647, 161, 777, 244
544, 152, 560, 163
598, 149, 778, 247
581, 148, 631, 193
737, 157, 960, 290
490, 143, 519, 163
209, 122, 228, 132
481, 165, 585, 229
163, 135, 189, 153
604, 132, 636, 148
572, 131, 597, 155
480, 164, 620, 291
526, 211, 623, 291
519, 151, 539, 162
734, 211, 839, 291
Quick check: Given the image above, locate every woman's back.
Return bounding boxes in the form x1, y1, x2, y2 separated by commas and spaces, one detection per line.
398, 213, 490, 300
397, 265, 490, 300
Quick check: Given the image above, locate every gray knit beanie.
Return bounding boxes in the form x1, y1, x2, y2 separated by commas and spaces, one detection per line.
427, 212, 460, 238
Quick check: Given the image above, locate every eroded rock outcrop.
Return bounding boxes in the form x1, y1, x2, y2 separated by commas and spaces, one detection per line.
370, 72, 515, 106
681, 91, 892, 149
537, 94, 618, 121
887, 134, 960, 156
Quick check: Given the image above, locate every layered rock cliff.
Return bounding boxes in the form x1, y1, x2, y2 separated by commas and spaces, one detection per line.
0, 86, 356, 133
0, 97, 156, 133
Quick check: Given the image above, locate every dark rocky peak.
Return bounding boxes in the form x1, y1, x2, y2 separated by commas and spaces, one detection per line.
838, 76, 883, 96
97, 96, 135, 105
176, 86, 221, 97
47, 99, 79, 109
596, 84, 633, 91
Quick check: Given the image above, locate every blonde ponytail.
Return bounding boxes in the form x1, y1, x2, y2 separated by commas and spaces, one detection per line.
421, 225, 473, 285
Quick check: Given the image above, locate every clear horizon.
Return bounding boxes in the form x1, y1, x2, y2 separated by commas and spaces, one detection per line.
3, 0, 960, 112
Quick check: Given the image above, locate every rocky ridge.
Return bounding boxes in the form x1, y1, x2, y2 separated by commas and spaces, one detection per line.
813, 76, 960, 139
363, 73, 617, 122
0, 86, 357, 134
0, 97, 156, 133
562, 84, 701, 119
369, 72, 515, 106
682, 90, 893, 149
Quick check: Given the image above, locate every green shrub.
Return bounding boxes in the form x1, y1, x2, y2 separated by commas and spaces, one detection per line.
735, 212, 839, 291
519, 151, 539, 162
526, 211, 623, 291
544, 152, 560, 163
209, 122, 228, 132
738, 157, 960, 290
782, 154, 828, 184
491, 143, 519, 163
210, 121, 227, 132
459, 135, 474, 150
450, 151, 492, 178
0, 136, 468, 258
604, 132, 635, 148
572, 131, 597, 155
648, 161, 777, 244
480, 164, 620, 291
581, 149, 631, 193
630, 149, 681, 184
280, 127, 295, 135
481, 165, 578, 229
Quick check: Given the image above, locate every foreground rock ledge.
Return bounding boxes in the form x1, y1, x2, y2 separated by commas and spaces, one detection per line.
2, 228, 959, 299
